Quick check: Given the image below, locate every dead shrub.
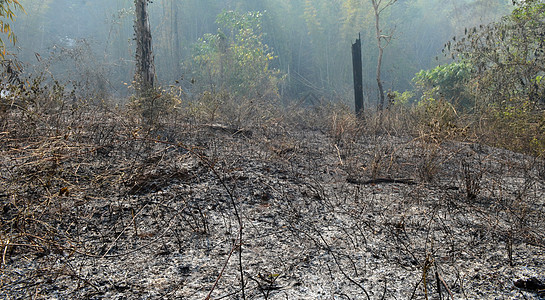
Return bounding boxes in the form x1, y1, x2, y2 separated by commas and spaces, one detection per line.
477, 103, 545, 157
413, 97, 461, 142
460, 157, 482, 201
416, 143, 441, 182
328, 102, 361, 145
127, 86, 180, 130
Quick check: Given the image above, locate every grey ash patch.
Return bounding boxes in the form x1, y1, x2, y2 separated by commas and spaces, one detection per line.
1, 126, 544, 299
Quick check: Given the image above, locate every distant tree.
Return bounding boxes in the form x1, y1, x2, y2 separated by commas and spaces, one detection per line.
192, 11, 282, 100
0, 0, 24, 58
302, 0, 348, 94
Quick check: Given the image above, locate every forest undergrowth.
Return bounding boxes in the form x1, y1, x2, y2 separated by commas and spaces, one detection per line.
1, 84, 545, 299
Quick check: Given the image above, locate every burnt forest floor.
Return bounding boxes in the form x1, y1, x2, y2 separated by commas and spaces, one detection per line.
1, 105, 545, 300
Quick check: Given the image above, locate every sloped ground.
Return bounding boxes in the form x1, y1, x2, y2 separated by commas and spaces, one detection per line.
1, 108, 545, 299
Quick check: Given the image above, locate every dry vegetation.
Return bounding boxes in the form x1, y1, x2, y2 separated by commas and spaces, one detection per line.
1, 81, 545, 299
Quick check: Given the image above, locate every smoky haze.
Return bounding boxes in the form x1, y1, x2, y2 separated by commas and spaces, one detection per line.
10, 0, 512, 103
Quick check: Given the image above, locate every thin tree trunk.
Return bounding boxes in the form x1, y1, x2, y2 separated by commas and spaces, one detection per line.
173, 2, 181, 66
134, 0, 155, 94
371, 0, 396, 110
373, 0, 386, 110
376, 47, 385, 110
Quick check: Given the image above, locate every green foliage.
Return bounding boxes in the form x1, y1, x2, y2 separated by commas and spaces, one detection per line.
192, 10, 283, 100
0, 0, 24, 58
388, 90, 415, 106
511, 0, 545, 23
413, 61, 473, 108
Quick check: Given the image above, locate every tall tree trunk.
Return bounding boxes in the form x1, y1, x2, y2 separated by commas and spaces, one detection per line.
134, 0, 155, 95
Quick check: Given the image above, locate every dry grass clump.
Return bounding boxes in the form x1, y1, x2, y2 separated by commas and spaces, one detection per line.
477, 105, 545, 157
1, 102, 125, 257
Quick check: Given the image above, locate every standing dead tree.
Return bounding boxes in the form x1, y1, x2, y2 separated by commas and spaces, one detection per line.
352, 34, 364, 116
134, 0, 155, 95
371, 0, 396, 110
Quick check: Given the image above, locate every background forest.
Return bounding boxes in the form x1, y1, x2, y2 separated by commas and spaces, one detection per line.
10, 0, 511, 101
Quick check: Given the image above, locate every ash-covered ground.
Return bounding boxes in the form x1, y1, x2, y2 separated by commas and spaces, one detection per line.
1, 120, 544, 299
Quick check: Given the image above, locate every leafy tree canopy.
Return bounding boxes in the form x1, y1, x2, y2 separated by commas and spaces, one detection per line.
0, 0, 24, 58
